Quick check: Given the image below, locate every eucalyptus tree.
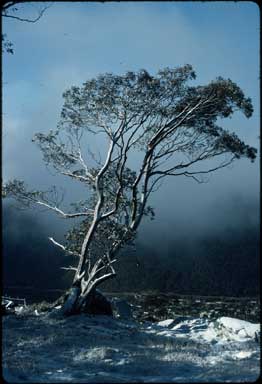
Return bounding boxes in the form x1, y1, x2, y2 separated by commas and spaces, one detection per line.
3, 65, 257, 315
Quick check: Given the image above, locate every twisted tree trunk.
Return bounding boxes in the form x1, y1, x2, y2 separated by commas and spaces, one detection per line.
59, 275, 114, 316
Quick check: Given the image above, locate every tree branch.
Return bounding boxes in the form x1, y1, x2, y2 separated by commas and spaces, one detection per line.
61, 266, 78, 272
2, 4, 52, 23
48, 237, 80, 257
37, 201, 93, 218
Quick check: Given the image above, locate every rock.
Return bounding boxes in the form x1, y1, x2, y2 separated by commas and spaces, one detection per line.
112, 299, 133, 319
86, 289, 113, 316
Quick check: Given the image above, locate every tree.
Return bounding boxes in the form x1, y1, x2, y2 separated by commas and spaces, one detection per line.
2, 1, 51, 54
3, 65, 257, 315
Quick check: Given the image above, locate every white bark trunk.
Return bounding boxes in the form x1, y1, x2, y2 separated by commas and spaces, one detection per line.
61, 287, 80, 315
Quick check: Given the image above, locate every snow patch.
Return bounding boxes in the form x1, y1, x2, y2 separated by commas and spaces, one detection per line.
157, 316, 260, 344
217, 316, 260, 338
157, 319, 175, 328
2, 314, 260, 382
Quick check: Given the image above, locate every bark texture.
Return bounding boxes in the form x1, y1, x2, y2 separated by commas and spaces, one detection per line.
57, 285, 113, 316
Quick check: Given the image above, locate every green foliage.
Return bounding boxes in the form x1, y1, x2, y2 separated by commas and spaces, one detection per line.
2, 34, 14, 54
2, 180, 44, 206
60, 65, 197, 135
56, 66, 256, 161
32, 130, 78, 171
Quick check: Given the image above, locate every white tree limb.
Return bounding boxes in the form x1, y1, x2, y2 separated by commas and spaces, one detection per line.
48, 237, 80, 257
37, 201, 93, 218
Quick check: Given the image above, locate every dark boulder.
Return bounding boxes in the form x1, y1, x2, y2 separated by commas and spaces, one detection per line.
84, 289, 113, 316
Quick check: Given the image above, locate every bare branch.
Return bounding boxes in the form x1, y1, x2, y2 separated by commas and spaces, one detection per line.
170, 156, 236, 177
2, 3, 52, 23
61, 266, 78, 272
48, 237, 80, 257
61, 171, 94, 183
37, 201, 93, 218
2, 2, 24, 11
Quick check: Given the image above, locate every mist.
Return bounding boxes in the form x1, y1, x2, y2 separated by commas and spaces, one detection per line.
3, 185, 259, 300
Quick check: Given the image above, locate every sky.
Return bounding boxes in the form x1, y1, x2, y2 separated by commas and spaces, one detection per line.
2, 1, 260, 247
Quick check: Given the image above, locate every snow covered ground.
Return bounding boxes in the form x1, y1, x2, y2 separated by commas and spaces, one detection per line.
2, 309, 260, 383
